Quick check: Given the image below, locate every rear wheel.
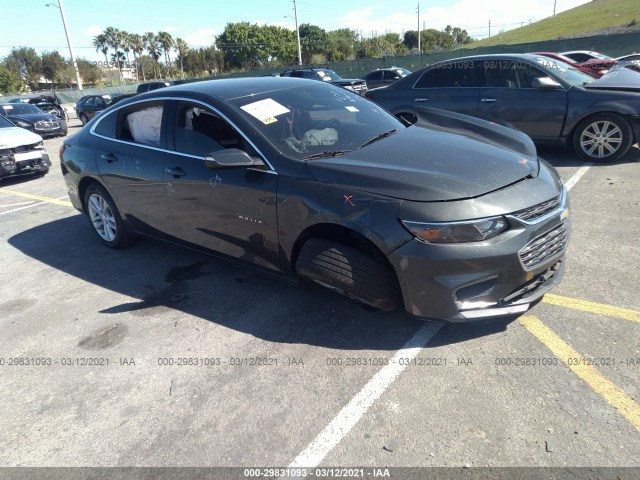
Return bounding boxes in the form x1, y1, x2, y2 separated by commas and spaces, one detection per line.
79, 113, 88, 125
83, 183, 132, 249
296, 238, 400, 311
572, 113, 633, 162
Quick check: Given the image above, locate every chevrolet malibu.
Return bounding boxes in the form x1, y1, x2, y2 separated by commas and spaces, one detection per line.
61, 77, 570, 321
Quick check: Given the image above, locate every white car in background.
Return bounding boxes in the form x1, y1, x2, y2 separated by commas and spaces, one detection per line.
0, 115, 51, 180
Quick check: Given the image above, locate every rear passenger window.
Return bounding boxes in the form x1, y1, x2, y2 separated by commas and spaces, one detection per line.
116, 101, 165, 146
415, 61, 481, 88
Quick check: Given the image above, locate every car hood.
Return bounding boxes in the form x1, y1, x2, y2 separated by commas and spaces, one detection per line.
584, 68, 640, 92
0, 127, 43, 148
7, 113, 58, 123
306, 122, 539, 202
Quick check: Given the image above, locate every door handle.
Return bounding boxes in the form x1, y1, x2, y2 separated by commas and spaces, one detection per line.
481, 98, 498, 103
165, 167, 187, 178
414, 97, 429, 102
101, 153, 117, 163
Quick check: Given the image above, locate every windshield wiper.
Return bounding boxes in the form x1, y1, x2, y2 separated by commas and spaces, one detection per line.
303, 150, 351, 160
358, 128, 398, 149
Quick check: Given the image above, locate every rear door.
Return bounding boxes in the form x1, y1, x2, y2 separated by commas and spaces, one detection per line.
92, 99, 171, 234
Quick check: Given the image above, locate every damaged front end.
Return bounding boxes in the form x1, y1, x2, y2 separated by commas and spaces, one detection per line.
0, 141, 51, 179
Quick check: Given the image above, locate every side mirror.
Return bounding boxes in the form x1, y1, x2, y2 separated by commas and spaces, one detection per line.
205, 148, 265, 169
532, 76, 563, 89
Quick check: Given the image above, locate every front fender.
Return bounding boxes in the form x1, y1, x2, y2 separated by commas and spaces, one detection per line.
276, 177, 405, 273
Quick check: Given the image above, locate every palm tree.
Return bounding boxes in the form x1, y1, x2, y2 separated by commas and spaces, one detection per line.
143, 32, 161, 79
157, 31, 174, 79
129, 33, 146, 81
103, 27, 122, 81
92, 34, 109, 66
175, 38, 189, 79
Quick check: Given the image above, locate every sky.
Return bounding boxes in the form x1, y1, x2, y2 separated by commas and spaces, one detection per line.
1, 0, 592, 62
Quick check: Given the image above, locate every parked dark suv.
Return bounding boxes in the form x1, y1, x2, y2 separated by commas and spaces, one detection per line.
136, 81, 173, 93
280, 68, 367, 95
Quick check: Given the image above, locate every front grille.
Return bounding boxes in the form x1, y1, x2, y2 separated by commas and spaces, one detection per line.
34, 120, 60, 130
511, 196, 561, 222
519, 223, 568, 270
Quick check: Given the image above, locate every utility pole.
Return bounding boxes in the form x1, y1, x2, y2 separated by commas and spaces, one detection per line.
488, 19, 491, 38
293, 0, 302, 65
46, 0, 83, 90
553, 0, 557, 16
417, 3, 421, 53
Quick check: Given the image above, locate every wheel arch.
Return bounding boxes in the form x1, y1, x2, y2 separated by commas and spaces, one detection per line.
291, 222, 396, 278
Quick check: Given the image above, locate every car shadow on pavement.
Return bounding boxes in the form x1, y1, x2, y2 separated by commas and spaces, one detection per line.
9, 215, 517, 351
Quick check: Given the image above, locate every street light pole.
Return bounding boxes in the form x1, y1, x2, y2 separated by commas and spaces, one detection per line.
293, 0, 302, 65
46, 0, 83, 90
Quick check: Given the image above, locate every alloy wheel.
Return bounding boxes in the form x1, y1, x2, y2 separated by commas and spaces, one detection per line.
87, 194, 117, 242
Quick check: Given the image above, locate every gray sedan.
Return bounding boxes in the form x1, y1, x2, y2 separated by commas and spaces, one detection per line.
365, 53, 640, 162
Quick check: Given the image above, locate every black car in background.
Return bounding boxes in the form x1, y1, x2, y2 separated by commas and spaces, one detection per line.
360, 67, 411, 89
365, 53, 640, 162
60, 77, 569, 322
0, 103, 67, 138
280, 68, 368, 95
8, 95, 68, 120
136, 81, 173, 93
75, 94, 114, 125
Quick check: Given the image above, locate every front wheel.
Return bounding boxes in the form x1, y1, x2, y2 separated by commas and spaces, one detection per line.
83, 183, 132, 249
572, 113, 633, 162
79, 113, 88, 125
296, 239, 400, 311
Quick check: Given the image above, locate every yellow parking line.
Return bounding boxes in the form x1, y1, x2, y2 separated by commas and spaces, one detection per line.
520, 316, 640, 431
1, 201, 35, 208
0, 188, 72, 207
543, 294, 640, 323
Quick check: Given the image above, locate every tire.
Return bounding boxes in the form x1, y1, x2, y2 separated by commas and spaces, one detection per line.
572, 113, 633, 162
83, 183, 132, 249
79, 113, 88, 125
296, 238, 400, 312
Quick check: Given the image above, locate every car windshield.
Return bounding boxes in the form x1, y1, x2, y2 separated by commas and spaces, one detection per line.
231, 83, 402, 160
316, 69, 341, 81
1, 103, 45, 115
534, 56, 597, 86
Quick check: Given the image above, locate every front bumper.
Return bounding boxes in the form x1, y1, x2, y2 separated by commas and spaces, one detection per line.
0, 150, 51, 178
388, 194, 571, 322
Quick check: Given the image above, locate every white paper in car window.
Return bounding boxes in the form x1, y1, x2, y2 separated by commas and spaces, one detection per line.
241, 98, 290, 125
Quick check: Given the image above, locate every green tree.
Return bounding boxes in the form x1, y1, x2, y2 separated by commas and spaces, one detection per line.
77, 59, 102, 85
0, 65, 22, 94
3, 47, 42, 91
299, 24, 328, 64
92, 34, 109, 65
41, 51, 69, 85
144, 32, 162, 79
157, 31, 174, 77
327, 29, 358, 61
175, 38, 189, 79
129, 33, 146, 81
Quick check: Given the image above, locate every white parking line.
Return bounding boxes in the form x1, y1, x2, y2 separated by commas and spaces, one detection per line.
565, 162, 593, 192
0, 196, 71, 216
286, 322, 444, 469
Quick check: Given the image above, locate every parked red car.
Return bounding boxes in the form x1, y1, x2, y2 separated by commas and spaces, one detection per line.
532, 52, 599, 78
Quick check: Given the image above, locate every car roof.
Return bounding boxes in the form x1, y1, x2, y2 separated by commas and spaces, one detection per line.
138, 76, 323, 102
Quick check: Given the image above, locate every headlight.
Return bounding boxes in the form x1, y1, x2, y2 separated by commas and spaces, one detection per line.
401, 217, 508, 243
14, 120, 31, 128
